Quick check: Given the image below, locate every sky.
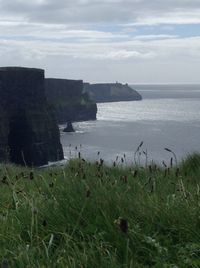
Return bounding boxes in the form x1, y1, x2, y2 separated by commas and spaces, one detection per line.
0, 0, 200, 83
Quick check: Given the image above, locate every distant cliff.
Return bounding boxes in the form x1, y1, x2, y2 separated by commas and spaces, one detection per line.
0, 67, 63, 166
45, 78, 97, 124
84, 82, 142, 103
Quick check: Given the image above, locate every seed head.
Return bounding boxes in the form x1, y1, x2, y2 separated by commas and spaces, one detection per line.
29, 171, 34, 180
114, 217, 129, 233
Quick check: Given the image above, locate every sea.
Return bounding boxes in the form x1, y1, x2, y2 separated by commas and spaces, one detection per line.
60, 84, 200, 166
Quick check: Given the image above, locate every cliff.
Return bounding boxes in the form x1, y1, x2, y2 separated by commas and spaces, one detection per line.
0, 105, 9, 161
84, 82, 142, 103
45, 78, 97, 124
0, 67, 63, 166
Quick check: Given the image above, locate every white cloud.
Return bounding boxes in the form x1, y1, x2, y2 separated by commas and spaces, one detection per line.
0, 31, 199, 61
133, 35, 178, 40
132, 10, 200, 26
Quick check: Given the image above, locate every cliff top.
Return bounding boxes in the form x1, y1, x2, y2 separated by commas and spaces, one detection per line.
84, 82, 128, 86
46, 78, 83, 83
0, 66, 44, 73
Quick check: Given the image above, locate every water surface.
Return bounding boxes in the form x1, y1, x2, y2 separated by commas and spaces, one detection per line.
61, 85, 200, 165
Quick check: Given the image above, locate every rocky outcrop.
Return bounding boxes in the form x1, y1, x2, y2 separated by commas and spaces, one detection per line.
45, 78, 97, 124
84, 82, 142, 103
0, 67, 63, 166
63, 121, 75, 132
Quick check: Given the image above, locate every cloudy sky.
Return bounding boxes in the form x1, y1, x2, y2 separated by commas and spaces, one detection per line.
0, 0, 200, 83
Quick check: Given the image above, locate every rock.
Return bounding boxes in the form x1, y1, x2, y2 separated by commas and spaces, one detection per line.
83, 82, 142, 103
0, 67, 64, 166
45, 78, 97, 124
63, 121, 75, 132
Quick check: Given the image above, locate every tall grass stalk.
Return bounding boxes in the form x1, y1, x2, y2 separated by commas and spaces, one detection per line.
0, 153, 200, 267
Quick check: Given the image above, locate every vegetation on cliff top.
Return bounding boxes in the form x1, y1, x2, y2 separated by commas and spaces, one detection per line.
0, 153, 200, 267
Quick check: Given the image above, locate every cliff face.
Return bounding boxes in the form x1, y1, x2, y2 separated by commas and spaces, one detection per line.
0, 67, 63, 166
84, 82, 142, 103
0, 105, 9, 161
45, 78, 97, 124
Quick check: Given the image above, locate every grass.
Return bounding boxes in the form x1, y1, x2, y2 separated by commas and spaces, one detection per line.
0, 153, 200, 267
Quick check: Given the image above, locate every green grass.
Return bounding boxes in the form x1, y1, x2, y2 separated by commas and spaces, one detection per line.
0, 153, 200, 267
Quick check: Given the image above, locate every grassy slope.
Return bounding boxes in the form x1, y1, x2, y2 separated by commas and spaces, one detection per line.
0, 154, 200, 267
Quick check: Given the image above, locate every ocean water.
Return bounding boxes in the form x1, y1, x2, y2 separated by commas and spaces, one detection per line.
60, 85, 200, 165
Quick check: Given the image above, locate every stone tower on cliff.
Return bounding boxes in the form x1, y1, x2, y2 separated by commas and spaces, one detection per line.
0, 67, 63, 166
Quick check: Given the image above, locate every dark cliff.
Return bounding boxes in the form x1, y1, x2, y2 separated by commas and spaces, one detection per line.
0, 67, 63, 166
45, 78, 97, 124
0, 105, 9, 161
84, 82, 142, 103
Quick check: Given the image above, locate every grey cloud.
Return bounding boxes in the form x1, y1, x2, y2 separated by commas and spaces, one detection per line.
1, 0, 200, 24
